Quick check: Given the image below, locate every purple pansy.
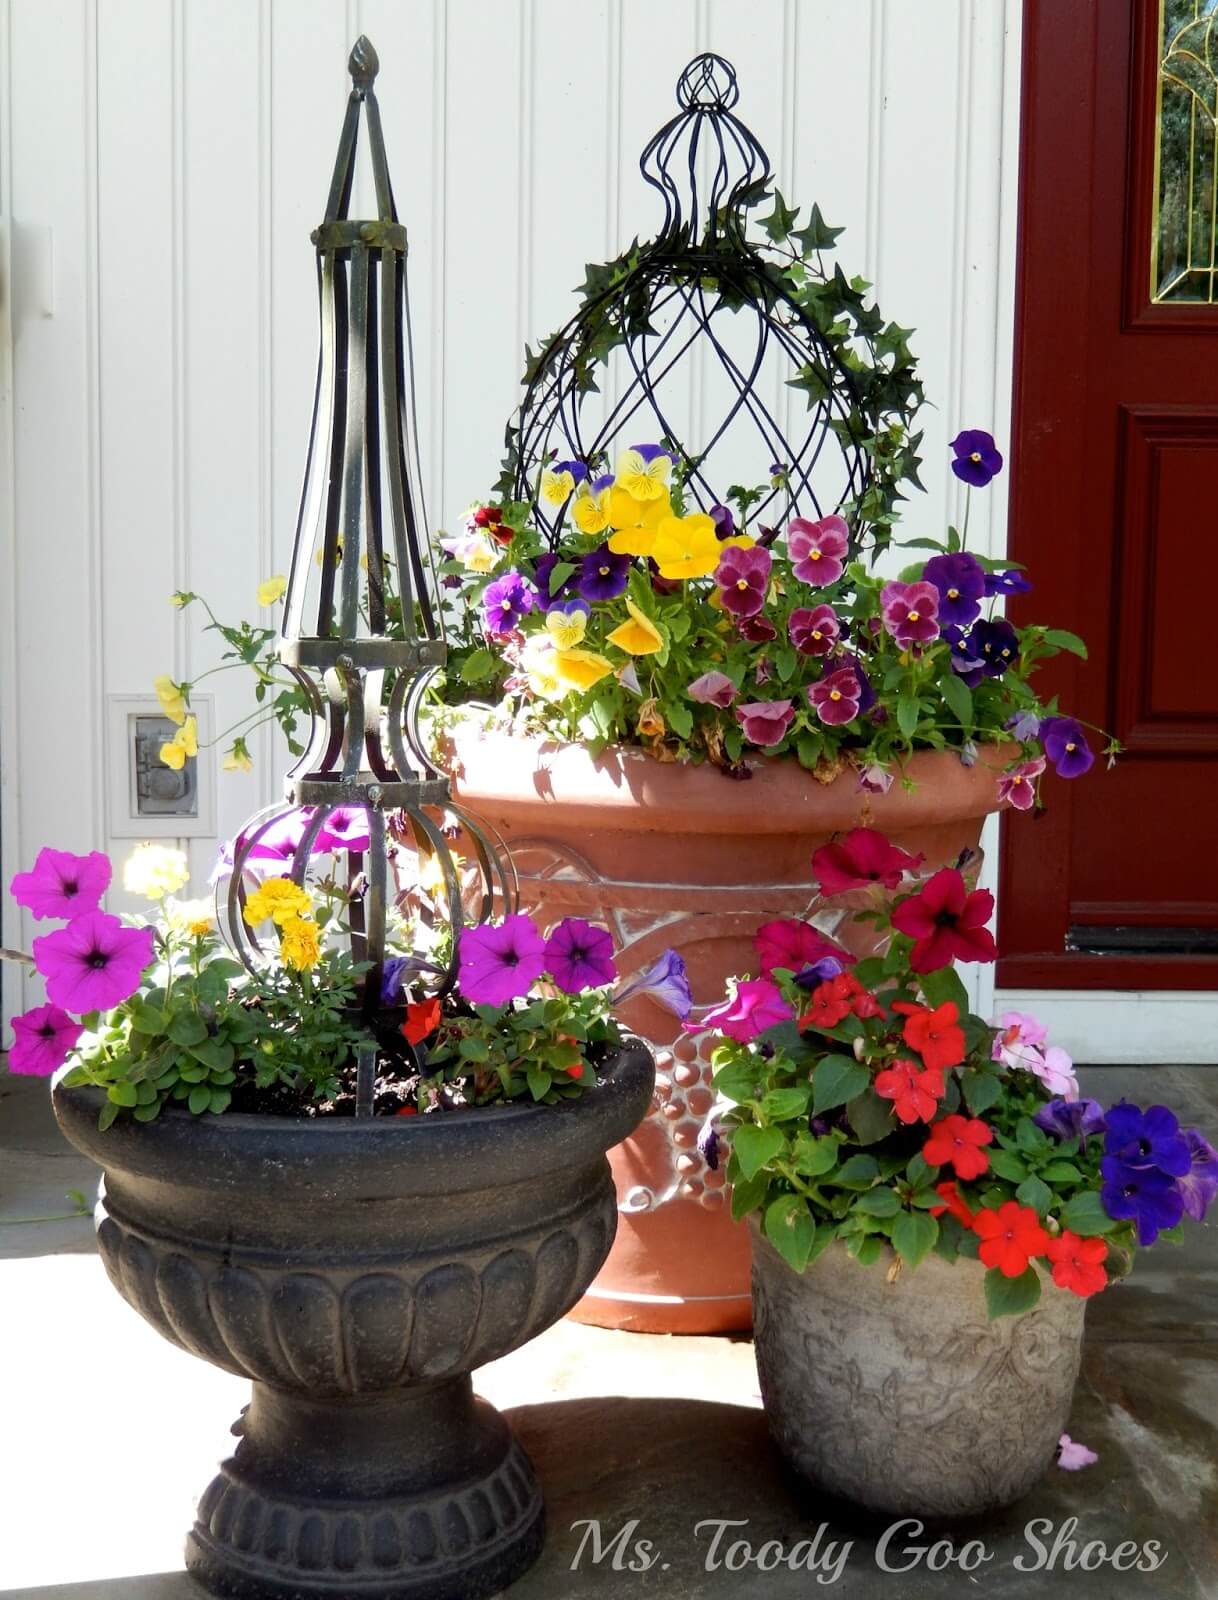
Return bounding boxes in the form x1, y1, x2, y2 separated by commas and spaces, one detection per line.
969, 617, 1021, 678
788, 604, 840, 657
943, 623, 987, 685
8, 1003, 84, 1077
922, 552, 986, 628
456, 913, 547, 1007
482, 571, 537, 638
996, 757, 1045, 812
736, 699, 796, 747
858, 762, 894, 795
714, 546, 772, 618
809, 665, 864, 726
1178, 1129, 1218, 1223
950, 429, 1004, 487
577, 546, 630, 602
533, 552, 577, 607
710, 504, 736, 540
1007, 709, 1042, 741
1042, 716, 1095, 779
552, 459, 589, 485
1100, 1157, 1185, 1245
880, 580, 940, 647
11, 848, 112, 922
787, 516, 849, 586
1034, 1096, 1107, 1145
737, 614, 778, 643
629, 443, 672, 464
686, 670, 737, 709
613, 949, 693, 1021
1103, 1102, 1192, 1178
544, 917, 617, 993
985, 568, 1032, 597
32, 911, 156, 1014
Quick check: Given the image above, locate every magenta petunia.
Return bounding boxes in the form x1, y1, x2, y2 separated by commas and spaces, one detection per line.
314, 806, 372, 853
812, 829, 924, 895
880, 580, 940, 647
8, 1003, 84, 1077
713, 546, 772, 618
686, 670, 737, 709
736, 699, 795, 747
457, 913, 547, 1007
809, 666, 863, 726
544, 917, 617, 993
754, 919, 852, 978
687, 978, 793, 1044
788, 604, 840, 656
32, 911, 155, 1013
787, 516, 849, 586
11, 848, 112, 922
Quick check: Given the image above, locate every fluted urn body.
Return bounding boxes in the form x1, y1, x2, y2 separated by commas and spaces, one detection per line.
54, 1041, 653, 1600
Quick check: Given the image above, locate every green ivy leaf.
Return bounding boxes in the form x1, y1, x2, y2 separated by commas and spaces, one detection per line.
791, 202, 844, 253
984, 1264, 1042, 1319
733, 1124, 787, 1182
1041, 628, 1088, 659
759, 188, 800, 243
892, 1209, 939, 1266
812, 1054, 869, 1114
763, 1195, 816, 1272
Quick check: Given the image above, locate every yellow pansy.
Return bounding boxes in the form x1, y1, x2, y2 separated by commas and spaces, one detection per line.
257, 574, 287, 607
545, 607, 588, 650
243, 875, 312, 929
159, 715, 198, 771
606, 598, 665, 657
605, 488, 672, 557
650, 513, 721, 580
419, 845, 462, 899
522, 637, 566, 703
280, 916, 322, 971
222, 740, 253, 773
614, 448, 671, 501
154, 674, 187, 726
169, 896, 215, 937
462, 535, 499, 573
541, 467, 577, 506
571, 486, 611, 536
553, 648, 614, 693
123, 843, 190, 900
168, 591, 193, 609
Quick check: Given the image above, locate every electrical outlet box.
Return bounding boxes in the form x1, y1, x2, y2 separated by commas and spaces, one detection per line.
106, 694, 216, 839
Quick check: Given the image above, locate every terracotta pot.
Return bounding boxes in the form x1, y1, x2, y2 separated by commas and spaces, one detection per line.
751, 1228, 1087, 1517
446, 722, 1006, 1335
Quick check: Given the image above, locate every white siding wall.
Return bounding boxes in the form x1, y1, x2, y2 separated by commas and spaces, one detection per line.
0, 0, 1022, 1029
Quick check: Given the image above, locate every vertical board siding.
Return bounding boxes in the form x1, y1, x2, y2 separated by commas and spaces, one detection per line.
0, 0, 1019, 1024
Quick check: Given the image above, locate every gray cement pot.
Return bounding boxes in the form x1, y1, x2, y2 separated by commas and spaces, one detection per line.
54, 1040, 653, 1600
750, 1227, 1087, 1518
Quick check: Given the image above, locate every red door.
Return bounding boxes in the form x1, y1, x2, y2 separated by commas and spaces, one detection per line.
1000, 0, 1218, 990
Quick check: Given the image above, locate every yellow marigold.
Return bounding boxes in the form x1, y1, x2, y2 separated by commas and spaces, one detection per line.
606, 598, 665, 657
159, 714, 198, 771
650, 513, 720, 580
257, 574, 287, 607
154, 674, 187, 726
169, 896, 215, 937
279, 916, 321, 971
123, 843, 190, 900
244, 875, 312, 928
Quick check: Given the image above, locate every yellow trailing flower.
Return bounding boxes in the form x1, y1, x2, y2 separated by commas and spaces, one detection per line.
222, 739, 253, 773
243, 875, 312, 929
279, 916, 321, 971
553, 647, 614, 694
159, 715, 198, 771
154, 674, 187, 726
571, 485, 611, 536
123, 843, 190, 900
257, 574, 287, 607
168, 591, 194, 609
545, 607, 588, 650
614, 447, 671, 501
651, 512, 721, 580
606, 598, 665, 657
169, 896, 215, 937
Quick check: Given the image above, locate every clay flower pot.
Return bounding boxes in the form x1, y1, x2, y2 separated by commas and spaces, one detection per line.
53, 1041, 653, 1600
751, 1228, 1087, 1517
447, 722, 1007, 1334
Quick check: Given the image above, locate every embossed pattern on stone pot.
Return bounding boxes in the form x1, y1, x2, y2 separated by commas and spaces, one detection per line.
448, 724, 1007, 1335
750, 1228, 1087, 1518
53, 1042, 653, 1600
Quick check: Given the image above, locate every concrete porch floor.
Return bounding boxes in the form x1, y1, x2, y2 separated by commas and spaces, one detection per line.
1, 1066, 1215, 1599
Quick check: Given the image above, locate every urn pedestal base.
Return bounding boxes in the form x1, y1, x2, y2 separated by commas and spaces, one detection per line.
187, 1380, 543, 1600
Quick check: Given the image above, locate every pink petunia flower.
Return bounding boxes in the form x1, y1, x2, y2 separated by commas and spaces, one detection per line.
543, 917, 616, 993
890, 869, 997, 973
808, 666, 863, 726
11, 848, 112, 922
880, 580, 940, 647
788, 604, 840, 656
787, 516, 849, 586
813, 829, 924, 896
456, 913, 546, 1007
996, 757, 1045, 812
8, 1003, 84, 1076
754, 919, 852, 977
736, 699, 795, 747
686, 670, 737, 709
687, 978, 793, 1043
32, 911, 156, 1013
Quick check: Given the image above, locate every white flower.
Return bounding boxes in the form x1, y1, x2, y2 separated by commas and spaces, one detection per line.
123, 843, 190, 901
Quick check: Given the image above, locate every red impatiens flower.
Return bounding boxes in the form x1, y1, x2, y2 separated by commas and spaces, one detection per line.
922, 1113, 994, 1180
890, 868, 998, 973
799, 972, 875, 1032
894, 1000, 966, 1071
1045, 1230, 1109, 1298
402, 996, 443, 1046
972, 1201, 1051, 1278
929, 1180, 975, 1229
812, 828, 924, 896
874, 1058, 944, 1124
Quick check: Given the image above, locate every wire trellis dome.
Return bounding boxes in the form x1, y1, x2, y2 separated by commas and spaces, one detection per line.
215, 37, 514, 1107
500, 52, 924, 554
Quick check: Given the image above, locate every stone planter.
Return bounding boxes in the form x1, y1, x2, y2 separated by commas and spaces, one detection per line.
447, 722, 1007, 1335
751, 1228, 1087, 1518
53, 1040, 653, 1600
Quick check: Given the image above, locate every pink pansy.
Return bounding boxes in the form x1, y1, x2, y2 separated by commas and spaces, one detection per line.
686, 978, 794, 1043
687, 670, 737, 709
787, 516, 849, 586
754, 919, 852, 978
32, 911, 155, 1014
996, 757, 1045, 812
880, 580, 940, 647
714, 545, 772, 618
11, 848, 112, 922
736, 699, 795, 747
8, 1004, 84, 1077
813, 829, 924, 896
857, 763, 894, 795
808, 666, 863, 726
1057, 1435, 1098, 1471
788, 604, 840, 656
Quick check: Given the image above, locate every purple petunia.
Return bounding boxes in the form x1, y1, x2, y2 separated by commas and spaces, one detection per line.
1100, 1157, 1185, 1246
736, 699, 796, 747
32, 911, 156, 1014
880, 581, 940, 648
985, 568, 1032, 597
613, 949, 692, 1020
1041, 716, 1095, 779
950, 429, 1004, 487
788, 604, 840, 657
922, 552, 986, 628
577, 546, 630, 602
714, 546, 772, 618
1178, 1129, 1218, 1223
482, 571, 537, 638
8, 1003, 84, 1077
457, 913, 547, 1007
11, 848, 112, 922
1104, 1102, 1192, 1178
793, 956, 846, 990
1034, 1096, 1107, 1145
544, 917, 617, 993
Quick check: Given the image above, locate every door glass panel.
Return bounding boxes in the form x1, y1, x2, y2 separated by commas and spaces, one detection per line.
1153, 0, 1218, 303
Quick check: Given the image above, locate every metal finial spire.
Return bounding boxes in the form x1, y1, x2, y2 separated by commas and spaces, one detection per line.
348, 35, 379, 92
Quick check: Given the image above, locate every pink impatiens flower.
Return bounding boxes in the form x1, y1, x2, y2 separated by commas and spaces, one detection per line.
32, 911, 156, 1013
808, 666, 863, 726
736, 699, 795, 747
996, 757, 1045, 812
11, 847, 112, 922
754, 918, 852, 977
686, 670, 737, 709
787, 515, 848, 586
688, 978, 793, 1043
8, 1003, 84, 1077
880, 580, 940, 647
788, 604, 840, 657
813, 829, 924, 896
